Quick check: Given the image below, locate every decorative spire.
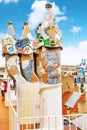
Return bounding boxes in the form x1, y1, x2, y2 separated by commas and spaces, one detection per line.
7, 21, 16, 38
22, 22, 30, 38
34, 2, 63, 49
45, 2, 52, 10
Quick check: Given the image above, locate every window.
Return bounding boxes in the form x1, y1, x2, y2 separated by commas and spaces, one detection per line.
0, 75, 4, 78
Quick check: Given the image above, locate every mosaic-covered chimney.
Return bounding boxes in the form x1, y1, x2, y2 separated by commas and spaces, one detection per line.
34, 2, 63, 84
2, 21, 38, 83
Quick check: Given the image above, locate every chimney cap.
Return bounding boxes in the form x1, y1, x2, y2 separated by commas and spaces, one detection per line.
8, 21, 12, 25
45, 3, 52, 9
24, 22, 28, 25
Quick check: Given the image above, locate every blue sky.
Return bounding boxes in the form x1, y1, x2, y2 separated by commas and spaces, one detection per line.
0, 0, 87, 66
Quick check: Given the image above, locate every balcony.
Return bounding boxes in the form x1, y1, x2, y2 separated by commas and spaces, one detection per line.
8, 97, 87, 130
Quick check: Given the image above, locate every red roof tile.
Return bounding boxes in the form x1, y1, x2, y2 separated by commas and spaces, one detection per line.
62, 92, 86, 115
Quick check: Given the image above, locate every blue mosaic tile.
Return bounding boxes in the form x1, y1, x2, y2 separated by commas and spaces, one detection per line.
22, 60, 33, 81
15, 38, 30, 50
48, 77, 61, 84
48, 68, 59, 78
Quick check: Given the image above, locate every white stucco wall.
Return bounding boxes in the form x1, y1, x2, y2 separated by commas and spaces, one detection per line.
40, 83, 63, 130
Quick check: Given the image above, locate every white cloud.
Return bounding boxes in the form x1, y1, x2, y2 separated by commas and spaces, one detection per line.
52, 2, 64, 15
28, 0, 47, 30
28, 0, 67, 30
56, 16, 67, 23
70, 26, 82, 34
61, 40, 87, 65
0, 32, 5, 41
0, 0, 18, 3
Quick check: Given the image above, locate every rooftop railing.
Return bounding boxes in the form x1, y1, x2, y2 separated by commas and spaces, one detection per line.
9, 97, 87, 130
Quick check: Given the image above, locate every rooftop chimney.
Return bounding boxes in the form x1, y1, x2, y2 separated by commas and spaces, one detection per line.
7, 21, 16, 38
22, 22, 30, 37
